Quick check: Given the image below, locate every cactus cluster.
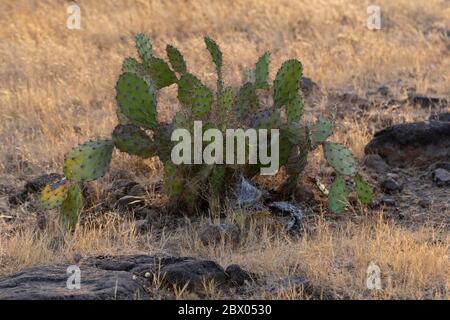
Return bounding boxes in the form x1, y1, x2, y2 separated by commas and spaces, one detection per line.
40, 33, 372, 229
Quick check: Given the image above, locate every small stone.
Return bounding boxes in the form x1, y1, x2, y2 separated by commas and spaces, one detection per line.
36, 214, 47, 231
199, 223, 241, 246
380, 196, 396, 207
73, 253, 82, 264
364, 154, 389, 174
432, 168, 450, 187
380, 178, 402, 194
225, 264, 253, 286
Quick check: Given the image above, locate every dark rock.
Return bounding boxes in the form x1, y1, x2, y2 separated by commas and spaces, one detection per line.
199, 223, 241, 246
8, 191, 28, 205
432, 168, 450, 187
380, 178, 402, 194
0, 263, 148, 300
268, 201, 304, 232
377, 85, 390, 97
73, 253, 82, 264
161, 259, 227, 291
0, 255, 250, 299
300, 77, 320, 98
36, 214, 47, 231
435, 162, 450, 171
380, 196, 396, 207
429, 112, 450, 122
408, 94, 448, 108
225, 264, 253, 286
363, 154, 389, 174
365, 121, 450, 167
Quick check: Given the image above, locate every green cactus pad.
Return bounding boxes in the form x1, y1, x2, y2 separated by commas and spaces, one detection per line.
144, 57, 177, 89
192, 84, 213, 119
60, 184, 83, 230
121, 57, 143, 75
235, 82, 259, 118
273, 59, 302, 108
177, 73, 203, 108
40, 177, 70, 210
328, 175, 348, 213
219, 87, 234, 120
286, 94, 304, 124
354, 174, 373, 204
323, 142, 357, 176
166, 44, 187, 74
115, 72, 157, 129
155, 122, 174, 163
135, 33, 152, 63
311, 117, 334, 146
63, 140, 113, 182
112, 124, 156, 158
255, 52, 270, 89
204, 36, 223, 72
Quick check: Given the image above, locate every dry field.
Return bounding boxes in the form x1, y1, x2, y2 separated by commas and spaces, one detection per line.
0, 0, 449, 299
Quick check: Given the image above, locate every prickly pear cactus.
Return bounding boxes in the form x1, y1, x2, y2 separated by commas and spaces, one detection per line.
60, 184, 83, 230
112, 124, 156, 158
41, 33, 372, 223
40, 178, 70, 210
64, 140, 113, 182
328, 175, 348, 213
115, 72, 158, 129
323, 142, 357, 177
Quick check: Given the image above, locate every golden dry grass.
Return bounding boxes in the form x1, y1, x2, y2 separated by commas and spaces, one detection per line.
0, 0, 449, 299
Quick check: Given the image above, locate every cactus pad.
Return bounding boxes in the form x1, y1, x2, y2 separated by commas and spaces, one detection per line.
219, 87, 234, 121
235, 82, 259, 118
210, 166, 226, 195
311, 117, 333, 146
63, 140, 113, 182
40, 177, 70, 210
191, 83, 213, 119
354, 174, 373, 204
112, 124, 156, 158
255, 52, 270, 89
121, 57, 143, 75
135, 33, 152, 63
273, 59, 302, 108
177, 73, 203, 108
155, 122, 174, 163
204, 37, 223, 72
166, 44, 187, 74
164, 162, 185, 199
328, 175, 348, 213
60, 184, 83, 230
115, 72, 157, 129
323, 142, 357, 176
286, 94, 304, 124
145, 57, 177, 89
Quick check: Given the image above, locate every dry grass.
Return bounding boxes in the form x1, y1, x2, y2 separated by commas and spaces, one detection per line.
0, 0, 449, 299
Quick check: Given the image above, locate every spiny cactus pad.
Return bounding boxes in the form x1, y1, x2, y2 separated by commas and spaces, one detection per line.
273, 59, 302, 108
60, 184, 83, 230
112, 124, 156, 158
286, 94, 304, 124
191, 83, 213, 119
40, 177, 70, 210
164, 162, 185, 199
235, 82, 259, 118
323, 142, 357, 176
328, 175, 348, 213
145, 57, 177, 89
121, 57, 143, 75
135, 33, 152, 63
63, 140, 113, 182
354, 174, 373, 205
166, 44, 187, 74
219, 87, 234, 121
204, 37, 223, 72
115, 72, 157, 129
255, 52, 270, 89
178, 73, 203, 108
311, 117, 334, 146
